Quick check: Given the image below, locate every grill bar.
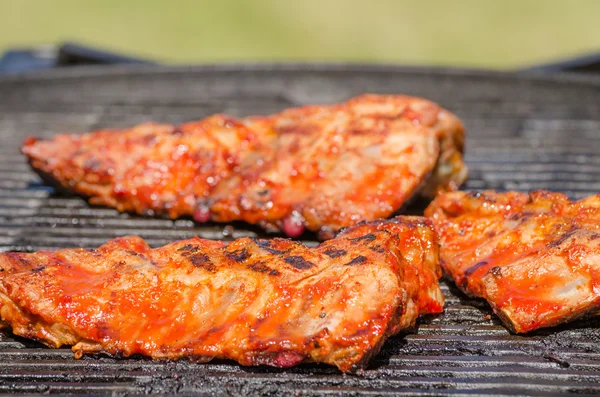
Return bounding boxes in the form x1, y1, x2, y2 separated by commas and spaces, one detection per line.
0, 65, 599, 395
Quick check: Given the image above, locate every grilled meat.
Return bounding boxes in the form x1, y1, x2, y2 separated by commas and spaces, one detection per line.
23, 115, 274, 220
425, 190, 600, 333
22, 94, 467, 239
0, 216, 443, 372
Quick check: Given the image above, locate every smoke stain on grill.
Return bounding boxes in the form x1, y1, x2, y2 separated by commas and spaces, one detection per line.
544, 353, 571, 368
284, 255, 314, 270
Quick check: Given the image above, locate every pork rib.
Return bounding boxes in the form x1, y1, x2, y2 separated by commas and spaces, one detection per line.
426, 190, 600, 333
0, 216, 443, 372
22, 94, 467, 239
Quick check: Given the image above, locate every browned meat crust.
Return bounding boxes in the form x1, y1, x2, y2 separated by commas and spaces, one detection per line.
426, 190, 600, 333
0, 216, 444, 372
23, 94, 466, 238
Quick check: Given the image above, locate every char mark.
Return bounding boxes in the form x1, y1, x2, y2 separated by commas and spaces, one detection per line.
32, 266, 46, 273
369, 245, 385, 253
509, 211, 534, 221
547, 229, 577, 249
349, 233, 377, 243
284, 255, 314, 270
83, 157, 102, 171
189, 253, 216, 272
225, 248, 251, 263
344, 255, 367, 266
177, 244, 199, 253
11, 254, 32, 267
323, 248, 347, 258
464, 260, 489, 278
487, 266, 502, 277
247, 261, 281, 276
256, 240, 286, 255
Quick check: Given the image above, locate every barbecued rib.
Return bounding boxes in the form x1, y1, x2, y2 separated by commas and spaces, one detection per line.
425, 190, 600, 333
23, 115, 276, 219
22, 94, 467, 239
0, 216, 443, 372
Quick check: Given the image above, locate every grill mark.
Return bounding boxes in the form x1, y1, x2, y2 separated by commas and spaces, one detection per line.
32, 266, 46, 273
83, 157, 102, 171
189, 253, 216, 272
263, 247, 285, 255
247, 261, 281, 276
509, 211, 534, 221
225, 249, 251, 263
464, 261, 489, 278
348, 233, 376, 243
257, 189, 270, 196
344, 255, 367, 266
284, 255, 314, 270
369, 245, 385, 253
256, 241, 286, 255
178, 244, 214, 271
177, 244, 199, 253
11, 255, 31, 267
547, 229, 578, 248
488, 266, 502, 278
323, 249, 346, 258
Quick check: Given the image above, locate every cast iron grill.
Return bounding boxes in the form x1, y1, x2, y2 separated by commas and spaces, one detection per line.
1, 65, 600, 395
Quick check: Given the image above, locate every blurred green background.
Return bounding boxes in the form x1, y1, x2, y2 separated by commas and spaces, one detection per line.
2, 0, 599, 69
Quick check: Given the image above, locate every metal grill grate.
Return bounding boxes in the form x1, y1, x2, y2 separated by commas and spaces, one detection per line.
1, 65, 600, 395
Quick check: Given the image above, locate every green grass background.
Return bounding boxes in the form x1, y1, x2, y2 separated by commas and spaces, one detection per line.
2, 0, 599, 69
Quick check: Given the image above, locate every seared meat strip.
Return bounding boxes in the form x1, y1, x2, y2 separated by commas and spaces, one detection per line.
425, 190, 600, 333
0, 216, 443, 372
23, 94, 466, 238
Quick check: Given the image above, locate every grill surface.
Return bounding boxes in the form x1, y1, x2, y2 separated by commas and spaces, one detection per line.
1, 64, 600, 396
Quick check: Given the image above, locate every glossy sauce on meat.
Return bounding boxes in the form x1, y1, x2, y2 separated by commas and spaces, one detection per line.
426, 190, 600, 333
23, 95, 466, 238
0, 216, 444, 372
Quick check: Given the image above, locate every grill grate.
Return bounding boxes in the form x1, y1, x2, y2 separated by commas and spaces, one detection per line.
1, 65, 600, 395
